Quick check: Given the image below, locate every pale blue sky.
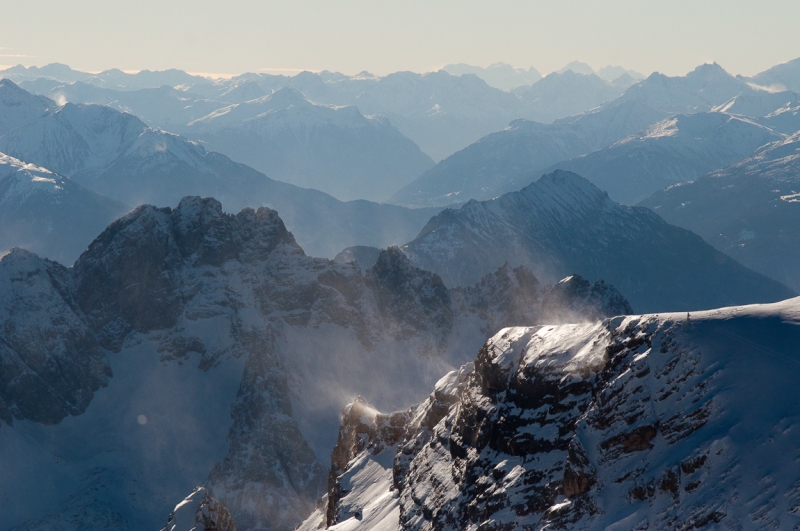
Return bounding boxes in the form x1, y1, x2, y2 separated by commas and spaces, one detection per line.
2, 0, 799, 77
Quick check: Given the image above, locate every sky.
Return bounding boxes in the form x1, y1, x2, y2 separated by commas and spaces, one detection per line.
2, 0, 800, 78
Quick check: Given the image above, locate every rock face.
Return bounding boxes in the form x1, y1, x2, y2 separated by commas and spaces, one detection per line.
0, 248, 110, 426
312, 296, 800, 530
402, 170, 795, 313
0, 197, 630, 531
161, 487, 237, 531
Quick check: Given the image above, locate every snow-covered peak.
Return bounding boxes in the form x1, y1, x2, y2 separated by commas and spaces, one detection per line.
119, 129, 208, 169
521, 169, 609, 204
188, 85, 373, 132
314, 295, 800, 530
262, 85, 312, 107
0, 101, 148, 177
0, 151, 72, 201
160, 487, 237, 531
471, 170, 613, 224
403, 166, 793, 312
0, 78, 55, 135
615, 62, 758, 115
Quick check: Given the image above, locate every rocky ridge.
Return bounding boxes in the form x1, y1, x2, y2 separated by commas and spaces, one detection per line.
309, 296, 800, 530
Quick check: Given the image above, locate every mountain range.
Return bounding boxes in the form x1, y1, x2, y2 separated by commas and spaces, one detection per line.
401, 170, 793, 313
0, 80, 441, 260
442, 63, 542, 90
639, 131, 800, 293
513, 70, 628, 124
185, 86, 434, 202
389, 63, 800, 209
388, 101, 670, 208
4, 55, 800, 531
6, 80, 433, 202
6, 62, 651, 162
545, 111, 783, 205
0, 196, 630, 531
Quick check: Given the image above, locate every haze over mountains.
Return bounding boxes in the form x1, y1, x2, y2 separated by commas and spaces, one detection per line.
3, 54, 800, 531
640, 131, 800, 293
4, 61, 647, 162
185, 86, 434, 202
391, 63, 800, 209
0, 80, 440, 261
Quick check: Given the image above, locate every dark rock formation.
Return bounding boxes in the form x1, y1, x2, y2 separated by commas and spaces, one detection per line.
314, 296, 800, 530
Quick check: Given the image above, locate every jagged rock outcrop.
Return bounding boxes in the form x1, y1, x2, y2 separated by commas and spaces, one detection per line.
161, 487, 237, 531
311, 296, 800, 530
0, 196, 631, 531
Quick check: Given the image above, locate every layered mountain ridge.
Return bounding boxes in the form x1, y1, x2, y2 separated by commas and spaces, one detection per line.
0, 196, 630, 531
0, 80, 442, 261
389, 63, 800, 209
546, 111, 783, 205
185, 86, 435, 202
402, 170, 794, 312
640, 130, 800, 292
0, 152, 128, 264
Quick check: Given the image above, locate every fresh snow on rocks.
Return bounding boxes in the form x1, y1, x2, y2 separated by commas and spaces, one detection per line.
160, 487, 237, 531
311, 296, 800, 530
